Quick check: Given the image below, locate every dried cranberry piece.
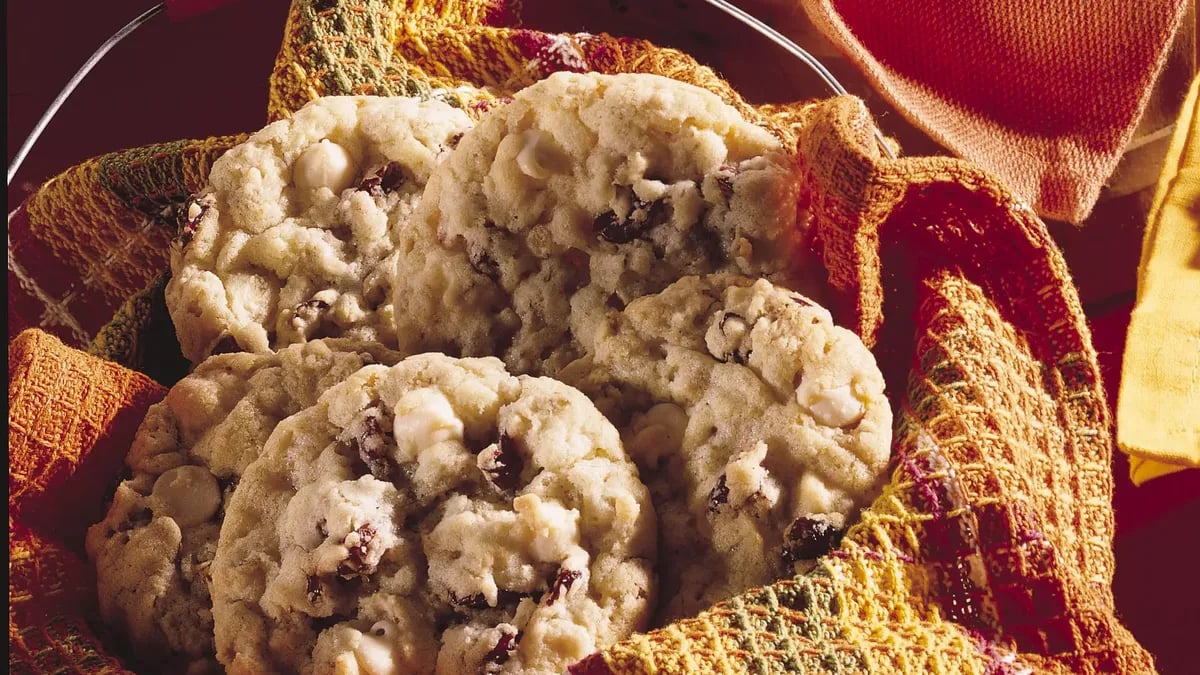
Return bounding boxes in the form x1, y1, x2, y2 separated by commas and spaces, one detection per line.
781, 516, 843, 565
628, 197, 665, 226
484, 627, 521, 666
449, 589, 527, 609
357, 175, 380, 194
448, 590, 489, 609
377, 162, 406, 192
593, 210, 635, 244
176, 198, 208, 247
355, 414, 392, 481
337, 524, 379, 578
593, 198, 665, 244
306, 575, 324, 604
358, 161, 407, 196
480, 432, 523, 492
546, 568, 582, 604
707, 474, 730, 512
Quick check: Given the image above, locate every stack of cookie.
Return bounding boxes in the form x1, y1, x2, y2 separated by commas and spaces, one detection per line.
87, 72, 893, 674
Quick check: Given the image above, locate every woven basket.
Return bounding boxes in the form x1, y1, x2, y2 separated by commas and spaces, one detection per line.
8, 1, 1156, 673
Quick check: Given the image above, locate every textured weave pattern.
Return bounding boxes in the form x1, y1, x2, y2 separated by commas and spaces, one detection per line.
9, 135, 244, 349
6, 1, 1155, 673
800, 0, 1188, 223
8, 330, 166, 675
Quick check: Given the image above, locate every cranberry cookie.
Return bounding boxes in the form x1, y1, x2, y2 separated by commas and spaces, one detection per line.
209, 353, 656, 674
166, 95, 471, 362
85, 340, 403, 670
562, 274, 892, 620
392, 72, 818, 376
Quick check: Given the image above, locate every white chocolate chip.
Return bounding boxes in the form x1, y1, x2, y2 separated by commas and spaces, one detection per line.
392, 388, 464, 462
186, 201, 204, 221
516, 130, 555, 180
149, 465, 221, 527
797, 383, 865, 428
294, 139, 357, 193
353, 623, 399, 675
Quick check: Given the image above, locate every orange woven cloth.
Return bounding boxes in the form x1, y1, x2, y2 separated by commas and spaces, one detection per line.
5, 2, 1161, 673
802, 0, 1188, 224
9, 330, 166, 671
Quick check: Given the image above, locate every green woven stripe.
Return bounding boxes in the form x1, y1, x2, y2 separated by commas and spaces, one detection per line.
724, 569, 866, 673
302, 0, 431, 98
88, 272, 191, 386
95, 139, 196, 225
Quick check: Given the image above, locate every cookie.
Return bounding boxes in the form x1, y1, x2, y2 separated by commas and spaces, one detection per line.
166, 95, 472, 363
209, 354, 656, 674
561, 274, 892, 620
85, 340, 404, 670
392, 71, 818, 376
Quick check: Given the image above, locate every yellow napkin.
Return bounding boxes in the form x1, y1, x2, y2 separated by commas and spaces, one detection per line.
1117, 73, 1200, 485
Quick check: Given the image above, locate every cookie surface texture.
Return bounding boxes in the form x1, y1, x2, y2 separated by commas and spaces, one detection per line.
85, 339, 404, 670
209, 353, 656, 675
393, 71, 813, 376
563, 274, 892, 620
167, 95, 472, 362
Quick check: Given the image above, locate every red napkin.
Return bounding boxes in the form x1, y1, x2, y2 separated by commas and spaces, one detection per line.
803, 0, 1189, 223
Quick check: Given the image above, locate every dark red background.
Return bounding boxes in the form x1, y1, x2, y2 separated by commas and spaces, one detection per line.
7, 1, 1198, 672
